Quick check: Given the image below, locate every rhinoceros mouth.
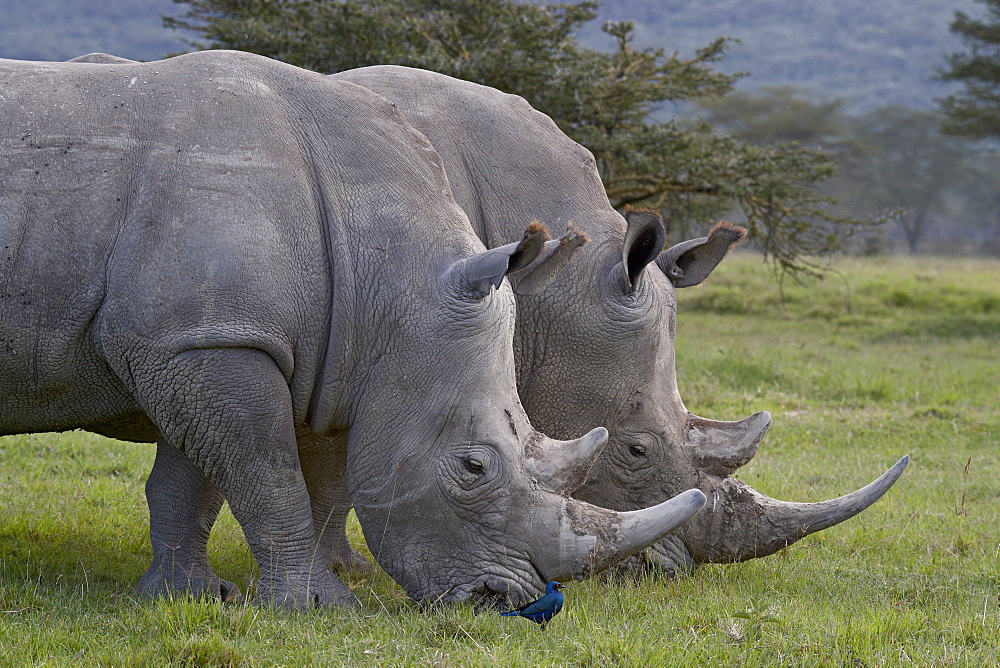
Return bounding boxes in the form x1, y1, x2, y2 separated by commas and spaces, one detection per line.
426, 571, 541, 610
470, 585, 516, 611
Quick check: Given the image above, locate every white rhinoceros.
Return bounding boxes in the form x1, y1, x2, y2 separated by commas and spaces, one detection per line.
332, 65, 909, 575
1, 51, 710, 608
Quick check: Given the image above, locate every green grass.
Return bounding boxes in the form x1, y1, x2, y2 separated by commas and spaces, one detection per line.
1, 255, 998, 665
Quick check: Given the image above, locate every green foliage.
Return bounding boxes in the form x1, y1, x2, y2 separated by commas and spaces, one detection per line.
167, 0, 874, 276
838, 107, 971, 254
939, 0, 1000, 140
695, 87, 851, 149
1, 256, 998, 664
728, 597, 782, 644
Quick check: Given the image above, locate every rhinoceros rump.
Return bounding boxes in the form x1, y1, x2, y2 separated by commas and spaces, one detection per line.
3, 51, 708, 608
333, 65, 908, 575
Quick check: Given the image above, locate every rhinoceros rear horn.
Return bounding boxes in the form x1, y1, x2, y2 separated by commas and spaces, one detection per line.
689, 411, 771, 476
448, 221, 550, 298
525, 427, 608, 495
621, 208, 668, 291
656, 221, 746, 288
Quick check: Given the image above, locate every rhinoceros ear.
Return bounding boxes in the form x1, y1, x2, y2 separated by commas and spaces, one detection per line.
508, 222, 589, 296
656, 221, 746, 288
448, 221, 550, 299
621, 208, 669, 292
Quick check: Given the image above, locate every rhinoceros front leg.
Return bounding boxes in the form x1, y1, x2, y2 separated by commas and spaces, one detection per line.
134, 348, 357, 609
297, 430, 372, 574
137, 439, 241, 601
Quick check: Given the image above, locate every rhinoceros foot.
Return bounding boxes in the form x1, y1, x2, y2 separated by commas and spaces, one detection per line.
136, 562, 241, 603
251, 567, 360, 610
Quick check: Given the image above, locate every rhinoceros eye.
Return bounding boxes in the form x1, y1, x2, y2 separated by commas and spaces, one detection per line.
629, 444, 647, 457
463, 457, 485, 474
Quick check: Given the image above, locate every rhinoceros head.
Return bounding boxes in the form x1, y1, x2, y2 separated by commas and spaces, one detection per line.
518, 209, 907, 574
324, 64, 907, 576
343, 222, 707, 606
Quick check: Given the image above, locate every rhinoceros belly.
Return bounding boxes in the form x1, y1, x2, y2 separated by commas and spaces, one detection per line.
0, 274, 154, 440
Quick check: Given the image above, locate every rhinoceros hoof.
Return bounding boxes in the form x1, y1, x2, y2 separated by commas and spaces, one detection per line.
136, 567, 242, 603
326, 579, 362, 608
331, 548, 373, 575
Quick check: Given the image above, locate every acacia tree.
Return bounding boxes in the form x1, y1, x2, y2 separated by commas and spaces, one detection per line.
849, 108, 970, 254
167, 0, 873, 273
699, 91, 986, 254
939, 0, 1000, 140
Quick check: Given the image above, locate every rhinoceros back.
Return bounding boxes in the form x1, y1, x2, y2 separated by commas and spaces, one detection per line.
0, 51, 472, 439
333, 66, 614, 246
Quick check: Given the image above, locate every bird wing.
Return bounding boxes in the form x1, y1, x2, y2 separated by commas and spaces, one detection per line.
512, 593, 556, 616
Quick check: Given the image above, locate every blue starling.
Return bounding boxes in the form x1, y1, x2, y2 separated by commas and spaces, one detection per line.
500, 581, 566, 630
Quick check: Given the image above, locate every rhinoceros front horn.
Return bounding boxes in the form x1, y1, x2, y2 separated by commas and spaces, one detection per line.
551, 489, 707, 580
689, 456, 909, 563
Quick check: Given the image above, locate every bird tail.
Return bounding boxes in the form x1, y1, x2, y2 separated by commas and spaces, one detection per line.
499, 611, 519, 616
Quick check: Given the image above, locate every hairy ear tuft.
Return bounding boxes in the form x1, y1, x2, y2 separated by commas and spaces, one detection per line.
708, 221, 747, 245
624, 205, 664, 218
524, 219, 552, 241
565, 221, 590, 245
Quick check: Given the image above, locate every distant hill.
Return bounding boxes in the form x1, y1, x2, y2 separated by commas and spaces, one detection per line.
0, 0, 984, 111
583, 0, 983, 112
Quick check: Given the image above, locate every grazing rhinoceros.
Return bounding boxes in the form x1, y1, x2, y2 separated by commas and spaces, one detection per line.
1, 50, 709, 608
332, 65, 909, 575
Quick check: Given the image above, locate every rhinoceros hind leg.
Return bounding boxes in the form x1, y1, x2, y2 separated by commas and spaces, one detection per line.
137, 563, 242, 602
139, 439, 242, 602
330, 546, 373, 575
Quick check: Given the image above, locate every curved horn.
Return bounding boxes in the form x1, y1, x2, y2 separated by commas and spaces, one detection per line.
688, 456, 909, 563
525, 427, 608, 495
549, 489, 707, 581
689, 411, 771, 476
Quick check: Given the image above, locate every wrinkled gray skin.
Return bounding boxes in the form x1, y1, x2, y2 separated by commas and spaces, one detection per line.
333, 65, 909, 575
2, 51, 709, 609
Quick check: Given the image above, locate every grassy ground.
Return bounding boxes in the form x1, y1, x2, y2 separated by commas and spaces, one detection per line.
0, 255, 997, 665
